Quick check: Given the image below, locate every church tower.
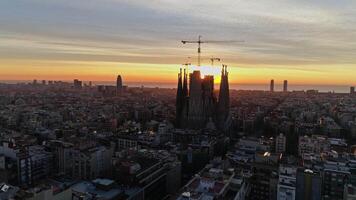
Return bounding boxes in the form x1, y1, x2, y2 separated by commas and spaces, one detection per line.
176, 68, 183, 127
175, 65, 230, 131
217, 65, 230, 130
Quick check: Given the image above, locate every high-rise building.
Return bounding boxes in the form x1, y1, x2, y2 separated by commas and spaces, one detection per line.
296, 169, 322, 200
351, 86, 355, 94
72, 146, 112, 180
277, 165, 297, 200
344, 184, 356, 200
283, 80, 288, 92
250, 152, 280, 200
116, 75, 123, 91
176, 65, 230, 131
0, 142, 53, 186
47, 140, 74, 176
275, 133, 286, 153
73, 79, 82, 89
322, 157, 350, 200
270, 79, 275, 92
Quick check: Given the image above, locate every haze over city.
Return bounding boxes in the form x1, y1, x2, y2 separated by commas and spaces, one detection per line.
2, 1, 356, 200
1, 0, 356, 88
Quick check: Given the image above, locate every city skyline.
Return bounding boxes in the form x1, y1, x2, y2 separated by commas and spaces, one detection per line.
2, 1, 356, 200
1, 0, 356, 86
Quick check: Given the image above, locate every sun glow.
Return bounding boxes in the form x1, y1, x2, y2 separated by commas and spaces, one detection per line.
189, 65, 222, 80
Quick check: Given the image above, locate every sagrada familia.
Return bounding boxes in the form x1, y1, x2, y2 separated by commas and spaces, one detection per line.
176, 65, 231, 131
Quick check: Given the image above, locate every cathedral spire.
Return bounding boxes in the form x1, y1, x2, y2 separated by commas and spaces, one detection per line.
183, 68, 188, 98
217, 64, 230, 130
176, 68, 183, 127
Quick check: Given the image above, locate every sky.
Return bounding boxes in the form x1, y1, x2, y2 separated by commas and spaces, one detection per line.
0, 0, 356, 85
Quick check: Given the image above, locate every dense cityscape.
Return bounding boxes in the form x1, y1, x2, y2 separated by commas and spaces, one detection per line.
1, 1, 356, 200
0, 66, 355, 200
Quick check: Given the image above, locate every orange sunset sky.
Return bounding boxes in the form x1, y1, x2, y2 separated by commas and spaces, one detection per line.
0, 0, 355, 86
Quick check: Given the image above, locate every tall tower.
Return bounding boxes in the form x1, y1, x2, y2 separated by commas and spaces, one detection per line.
175, 65, 229, 131
181, 69, 189, 127
116, 75, 123, 91
351, 86, 355, 95
283, 80, 288, 92
176, 69, 183, 127
202, 75, 216, 122
187, 71, 204, 128
270, 79, 275, 92
182, 69, 188, 100
217, 65, 230, 130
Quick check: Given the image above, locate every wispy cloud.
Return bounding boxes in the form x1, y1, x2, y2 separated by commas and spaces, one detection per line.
0, 0, 355, 81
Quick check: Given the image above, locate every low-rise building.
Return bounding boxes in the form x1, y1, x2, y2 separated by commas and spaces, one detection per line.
177, 161, 235, 200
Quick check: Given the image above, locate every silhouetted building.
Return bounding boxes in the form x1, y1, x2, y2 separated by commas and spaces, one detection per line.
270, 79, 274, 92
217, 65, 230, 131
117, 75, 123, 91
283, 80, 288, 92
72, 146, 112, 180
73, 79, 82, 89
97, 85, 117, 97
186, 70, 216, 129
351, 86, 355, 95
176, 65, 230, 131
249, 152, 280, 200
112, 149, 181, 200
176, 69, 184, 127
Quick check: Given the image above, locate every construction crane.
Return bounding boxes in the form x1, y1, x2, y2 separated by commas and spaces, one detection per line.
210, 57, 221, 66
182, 62, 191, 66
181, 35, 242, 66
182, 62, 191, 72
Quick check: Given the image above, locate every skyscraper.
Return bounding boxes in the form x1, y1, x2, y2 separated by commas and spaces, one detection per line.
270, 79, 275, 92
176, 65, 230, 131
117, 75, 123, 91
283, 80, 288, 92
351, 86, 355, 94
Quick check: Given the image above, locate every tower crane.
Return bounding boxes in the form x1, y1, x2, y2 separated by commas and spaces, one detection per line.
182, 62, 191, 73
210, 57, 221, 66
181, 35, 243, 66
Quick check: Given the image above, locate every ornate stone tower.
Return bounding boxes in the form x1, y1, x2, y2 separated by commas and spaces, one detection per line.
217, 65, 230, 130
175, 65, 230, 131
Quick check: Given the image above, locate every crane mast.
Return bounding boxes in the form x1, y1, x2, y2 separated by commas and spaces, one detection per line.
182, 35, 203, 66
181, 36, 242, 67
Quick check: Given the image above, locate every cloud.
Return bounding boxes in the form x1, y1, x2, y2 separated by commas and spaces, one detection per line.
0, 0, 356, 70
